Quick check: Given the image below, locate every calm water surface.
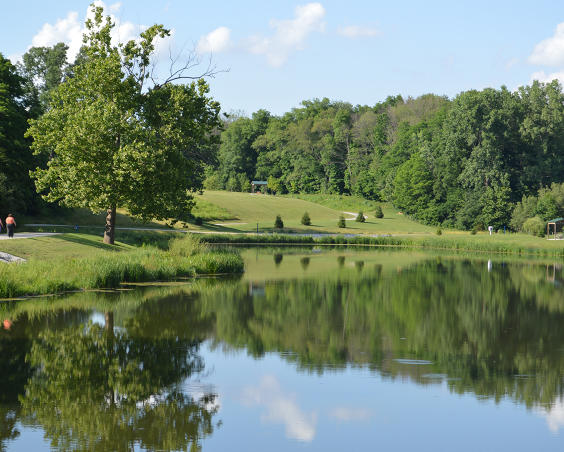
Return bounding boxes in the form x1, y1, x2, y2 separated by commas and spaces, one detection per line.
2, 247, 564, 451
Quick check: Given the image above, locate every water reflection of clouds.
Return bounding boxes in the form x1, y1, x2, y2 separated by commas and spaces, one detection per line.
329, 407, 371, 422
537, 400, 564, 433
242, 375, 317, 442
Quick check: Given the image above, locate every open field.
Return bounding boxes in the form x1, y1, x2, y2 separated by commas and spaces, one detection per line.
193, 191, 436, 234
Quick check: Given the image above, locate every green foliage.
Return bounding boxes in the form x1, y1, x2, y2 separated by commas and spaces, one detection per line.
338, 215, 346, 228
274, 214, 284, 229
301, 211, 311, 225
25, 6, 221, 242
374, 205, 384, 218
355, 211, 365, 222
0, 53, 40, 214
226, 175, 240, 192
203, 172, 223, 190
522, 216, 546, 237
238, 174, 251, 192
267, 175, 282, 194
436, 228, 442, 235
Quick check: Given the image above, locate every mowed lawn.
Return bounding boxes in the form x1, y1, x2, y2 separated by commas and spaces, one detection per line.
195, 190, 436, 234
0, 233, 134, 260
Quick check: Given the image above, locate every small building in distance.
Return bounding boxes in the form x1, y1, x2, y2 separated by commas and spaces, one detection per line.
547, 217, 564, 239
251, 180, 268, 194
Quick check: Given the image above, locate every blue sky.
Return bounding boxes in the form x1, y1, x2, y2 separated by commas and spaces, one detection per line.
4, 0, 564, 115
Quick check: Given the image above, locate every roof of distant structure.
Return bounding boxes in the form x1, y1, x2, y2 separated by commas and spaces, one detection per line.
251, 181, 268, 185
547, 218, 564, 223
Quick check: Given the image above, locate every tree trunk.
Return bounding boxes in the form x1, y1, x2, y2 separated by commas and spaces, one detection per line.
105, 311, 114, 333
103, 205, 116, 245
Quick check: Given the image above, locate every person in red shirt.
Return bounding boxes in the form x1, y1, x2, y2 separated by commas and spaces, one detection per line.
5, 214, 16, 238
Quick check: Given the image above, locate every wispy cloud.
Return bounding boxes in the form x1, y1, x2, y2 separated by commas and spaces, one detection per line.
246, 2, 326, 67
242, 375, 317, 442
337, 25, 380, 38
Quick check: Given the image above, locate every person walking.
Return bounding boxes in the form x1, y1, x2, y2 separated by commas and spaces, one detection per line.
5, 214, 16, 238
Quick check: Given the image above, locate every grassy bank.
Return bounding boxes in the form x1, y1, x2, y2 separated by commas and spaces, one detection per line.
195, 190, 436, 234
200, 232, 564, 257
0, 235, 243, 299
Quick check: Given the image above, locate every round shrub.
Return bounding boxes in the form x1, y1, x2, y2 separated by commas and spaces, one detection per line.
522, 216, 545, 237
374, 205, 384, 218
301, 212, 311, 226
274, 215, 284, 229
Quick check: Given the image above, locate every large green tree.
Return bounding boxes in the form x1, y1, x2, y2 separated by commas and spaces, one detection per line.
0, 53, 39, 214
26, 6, 221, 244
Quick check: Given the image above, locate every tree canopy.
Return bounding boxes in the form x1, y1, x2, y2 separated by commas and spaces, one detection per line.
26, 6, 221, 243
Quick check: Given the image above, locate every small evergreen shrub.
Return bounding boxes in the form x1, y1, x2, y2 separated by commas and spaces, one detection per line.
274, 215, 284, 229
374, 206, 384, 218
356, 211, 366, 223
436, 228, 442, 236
338, 215, 346, 228
301, 212, 311, 226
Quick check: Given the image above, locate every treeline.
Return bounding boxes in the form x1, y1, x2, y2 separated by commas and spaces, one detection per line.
208, 83, 564, 230
0, 44, 70, 215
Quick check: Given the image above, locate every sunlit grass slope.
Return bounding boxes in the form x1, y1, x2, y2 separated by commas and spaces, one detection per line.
194, 190, 436, 234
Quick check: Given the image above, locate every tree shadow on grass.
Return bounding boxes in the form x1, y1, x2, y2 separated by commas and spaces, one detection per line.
52, 234, 127, 251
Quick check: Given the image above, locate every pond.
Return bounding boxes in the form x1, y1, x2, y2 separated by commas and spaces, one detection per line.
2, 246, 564, 451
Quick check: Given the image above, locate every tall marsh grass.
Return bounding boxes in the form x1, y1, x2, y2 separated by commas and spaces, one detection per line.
199, 233, 564, 257
0, 235, 243, 298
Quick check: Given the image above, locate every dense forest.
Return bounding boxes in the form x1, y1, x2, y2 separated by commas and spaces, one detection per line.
208, 85, 564, 231
3, 39, 564, 231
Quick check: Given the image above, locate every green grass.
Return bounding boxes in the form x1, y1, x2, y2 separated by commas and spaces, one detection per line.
193, 190, 436, 234
0, 234, 243, 298
284, 193, 381, 213
191, 197, 237, 221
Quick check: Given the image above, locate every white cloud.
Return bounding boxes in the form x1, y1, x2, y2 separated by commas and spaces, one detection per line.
529, 23, 564, 66
29, 1, 152, 63
329, 407, 372, 422
242, 375, 317, 442
196, 27, 232, 54
31, 11, 83, 61
247, 2, 326, 67
529, 70, 564, 85
337, 25, 380, 38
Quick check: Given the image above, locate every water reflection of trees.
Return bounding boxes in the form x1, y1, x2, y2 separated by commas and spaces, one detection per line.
194, 259, 564, 408
0, 288, 220, 452
3, 257, 564, 448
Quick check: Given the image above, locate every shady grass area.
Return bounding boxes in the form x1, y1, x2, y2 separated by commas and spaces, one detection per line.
0, 233, 243, 299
